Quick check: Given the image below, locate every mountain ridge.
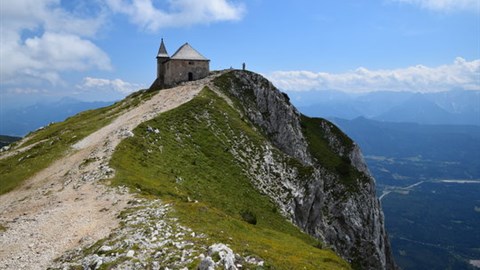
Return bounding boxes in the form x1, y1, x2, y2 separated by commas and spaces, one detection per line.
0, 70, 395, 269
294, 89, 480, 126
0, 135, 21, 149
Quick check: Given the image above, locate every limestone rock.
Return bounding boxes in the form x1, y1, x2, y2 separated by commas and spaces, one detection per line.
118, 129, 134, 138
198, 256, 215, 270
207, 243, 237, 270
126, 250, 135, 258
217, 70, 397, 270
219, 71, 312, 165
99, 245, 112, 253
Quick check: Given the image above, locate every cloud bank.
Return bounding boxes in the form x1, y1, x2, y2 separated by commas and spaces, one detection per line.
267, 58, 480, 93
1, 0, 246, 87
0, 0, 111, 85
77, 77, 145, 94
105, 0, 246, 31
390, 0, 479, 12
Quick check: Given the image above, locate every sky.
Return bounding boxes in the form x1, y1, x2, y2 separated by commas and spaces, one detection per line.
1, 0, 479, 109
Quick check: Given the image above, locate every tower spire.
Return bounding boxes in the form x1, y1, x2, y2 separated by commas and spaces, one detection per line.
157, 38, 169, 58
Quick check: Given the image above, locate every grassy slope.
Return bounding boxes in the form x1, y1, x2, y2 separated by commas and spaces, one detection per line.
110, 88, 350, 269
300, 116, 370, 193
0, 89, 155, 195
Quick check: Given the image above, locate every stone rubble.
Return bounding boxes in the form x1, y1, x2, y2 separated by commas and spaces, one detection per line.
51, 199, 264, 270
52, 199, 202, 269
204, 243, 238, 270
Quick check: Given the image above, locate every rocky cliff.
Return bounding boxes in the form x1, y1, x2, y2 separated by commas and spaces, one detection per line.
214, 70, 396, 269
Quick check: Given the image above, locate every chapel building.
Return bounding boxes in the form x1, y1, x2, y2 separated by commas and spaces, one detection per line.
150, 39, 210, 89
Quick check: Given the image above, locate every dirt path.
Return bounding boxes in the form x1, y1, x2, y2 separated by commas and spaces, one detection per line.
0, 78, 210, 270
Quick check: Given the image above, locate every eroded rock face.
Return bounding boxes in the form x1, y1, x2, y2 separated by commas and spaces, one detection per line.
220, 71, 312, 165
216, 70, 396, 270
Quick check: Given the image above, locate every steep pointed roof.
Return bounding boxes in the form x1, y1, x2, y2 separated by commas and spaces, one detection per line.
156, 38, 169, 58
170, 43, 209, 61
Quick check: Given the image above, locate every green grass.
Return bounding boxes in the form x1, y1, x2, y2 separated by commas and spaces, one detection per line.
0, 89, 154, 195
0, 223, 7, 232
110, 87, 350, 269
300, 116, 369, 193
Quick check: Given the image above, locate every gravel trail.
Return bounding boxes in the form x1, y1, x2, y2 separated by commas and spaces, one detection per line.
0, 79, 209, 270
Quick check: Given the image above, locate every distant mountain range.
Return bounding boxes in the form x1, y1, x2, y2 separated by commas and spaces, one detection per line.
2, 89, 478, 137
0, 98, 113, 137
0, 135, 21, 148
290, 90, 480, 126
330, 116, 480, 161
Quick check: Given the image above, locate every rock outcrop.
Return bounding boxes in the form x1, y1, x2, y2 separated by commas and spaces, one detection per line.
214, 70, 396, 269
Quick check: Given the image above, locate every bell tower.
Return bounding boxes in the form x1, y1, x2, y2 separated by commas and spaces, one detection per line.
156, 38, 170, 85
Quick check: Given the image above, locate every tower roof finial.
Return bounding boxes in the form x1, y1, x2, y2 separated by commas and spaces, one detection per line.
157, 38, 169, 58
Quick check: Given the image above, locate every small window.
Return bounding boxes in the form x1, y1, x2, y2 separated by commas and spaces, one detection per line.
188, 72, 193, 81
188, 61, 194, 65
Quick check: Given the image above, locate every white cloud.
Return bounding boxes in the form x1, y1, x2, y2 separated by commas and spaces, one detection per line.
105, 0, 246, 31
1, 0, 105, 37
78, 77, 145, 94
2, 32, 111, 84
0, 0, 246, 87
266, 58, 480, 93
390, 0, 479, 12
0, 0, 111, 85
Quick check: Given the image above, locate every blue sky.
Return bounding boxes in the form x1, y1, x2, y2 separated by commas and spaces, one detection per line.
1, 0, 479, 109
